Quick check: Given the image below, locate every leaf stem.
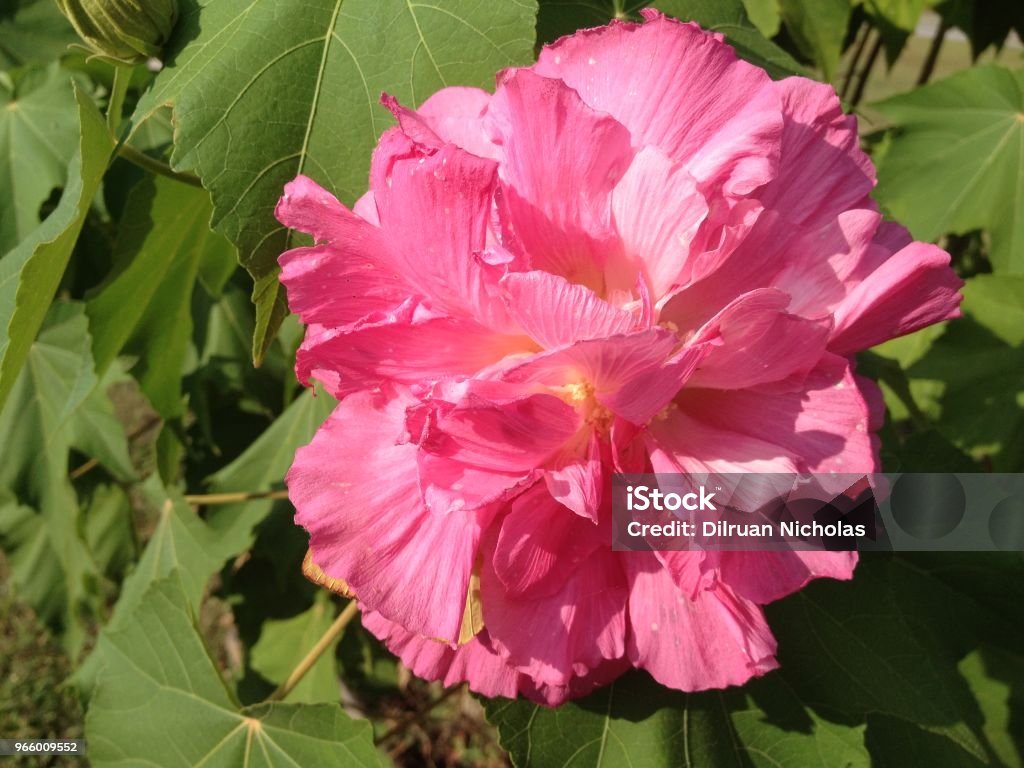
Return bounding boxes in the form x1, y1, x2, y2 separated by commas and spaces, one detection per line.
184, 489, 290, 505
268, 600, 358, 702
106, 63, 131, 135
917, 18, 949, 86
117, 144, 204, 188
841, 21, 870, 100
850, 30, 883, 107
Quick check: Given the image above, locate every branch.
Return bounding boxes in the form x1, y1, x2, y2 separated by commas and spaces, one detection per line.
267, 601, 359, 702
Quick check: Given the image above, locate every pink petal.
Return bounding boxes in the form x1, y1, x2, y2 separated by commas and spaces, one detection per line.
674, 354, 879, 473
501, 271, 636, 349
363, 611, 520, 699
624, 553, 778, 690
491, 483, 604, 598
713, 550, 858, 604
295, 304, 528, 398
486, 69, 633, 287
419, 87, 502, 161
543, 430, 604, 521
757, 77, 875, 226
611, 145, 709, 299
535, 11, 782, 197
414, 388, 583, 513
279, 244, 409, 329
647, 405, 803, 475
369, 130, 511, 330
687, 288, 831, 390
830, 241, 963, 355
518, 657, 632, 707
289, 388, 485, 642
482, 540, 628, 686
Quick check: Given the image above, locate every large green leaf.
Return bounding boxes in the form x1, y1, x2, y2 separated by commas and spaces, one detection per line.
0, 0, 78, 69
75, 483, 226, 692
0, 304, 132, 651
873, 65, 1024, 274
250, 592, 341, 703
777, 0, 850, 80
486, 671, 867, 767
487, 554, 1021, 767
129, 0, 539, 364
85, 577, 387, 767
898, 275, 1024, 471
86, 175, 235, 417
0, 84, 112, 412
0, 65, 80, 253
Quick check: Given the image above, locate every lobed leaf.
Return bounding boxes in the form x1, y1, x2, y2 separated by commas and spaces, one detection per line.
129, 0, 539, 364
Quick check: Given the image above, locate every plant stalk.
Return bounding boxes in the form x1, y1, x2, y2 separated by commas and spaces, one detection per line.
184, 489, 290, 506
117, 144, 204, 187
267, 601, 359, 702
850, 31, 884, 107
917, 19, 949, 85
106, 63, 131, 135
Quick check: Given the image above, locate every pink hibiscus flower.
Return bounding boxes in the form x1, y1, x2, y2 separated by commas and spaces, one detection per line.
277, 10, 961, 705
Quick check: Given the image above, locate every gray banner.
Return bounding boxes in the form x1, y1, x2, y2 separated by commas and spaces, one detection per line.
612, 473, 1024, 551
0, 739, 86, 756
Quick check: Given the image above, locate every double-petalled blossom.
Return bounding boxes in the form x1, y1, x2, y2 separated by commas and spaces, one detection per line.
277, 11, 962, 704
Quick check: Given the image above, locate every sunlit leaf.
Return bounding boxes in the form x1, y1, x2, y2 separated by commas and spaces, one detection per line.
85, 577, 387, 767
0, 65, 80, 253
0, 84, 112, 411
0, 304, 131, 651
86, 175, 235, 417
777, 0, 851, 80
873, 65, 1024, 274
129, 0, 539, 364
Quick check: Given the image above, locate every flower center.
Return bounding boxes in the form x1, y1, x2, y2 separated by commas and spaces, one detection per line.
556, 380, 613, 432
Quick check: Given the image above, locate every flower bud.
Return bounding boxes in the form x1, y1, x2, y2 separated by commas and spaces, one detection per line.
55, 0, 178, 63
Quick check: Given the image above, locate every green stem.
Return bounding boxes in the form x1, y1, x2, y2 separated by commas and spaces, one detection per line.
117, 144, 204, 188
106, 64, 131, 136
266, 601, 359, 702
850, 30, 883, 108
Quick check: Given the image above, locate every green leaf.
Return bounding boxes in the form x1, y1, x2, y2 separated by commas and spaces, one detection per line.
0, 303, 131, 651
250, 592, 341, 703
487, 553, 1022, 767
777, 0, 851, 80
863, 0, 930, 63
873, 65, 1024, 274
0, 65, 80, 253
85, 577, 387, 767
202, 387, 336, 557
130, 0, 539, 365
535, 0, 634, 45
0, 83, 112, 412
74, 484, 225, 692
0, 0, 78, 69
897, 275, 1024, 470
486, 670, 867, 767
959, 647, 1024, 768
86, 175, 235, 417
740, 0, 780, 37
655, 0, 810, 78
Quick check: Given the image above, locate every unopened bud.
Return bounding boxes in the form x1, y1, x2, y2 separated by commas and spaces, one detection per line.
55, 0, 178, 63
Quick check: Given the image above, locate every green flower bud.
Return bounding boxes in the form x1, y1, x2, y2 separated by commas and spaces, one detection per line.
54, 0, 178, 63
